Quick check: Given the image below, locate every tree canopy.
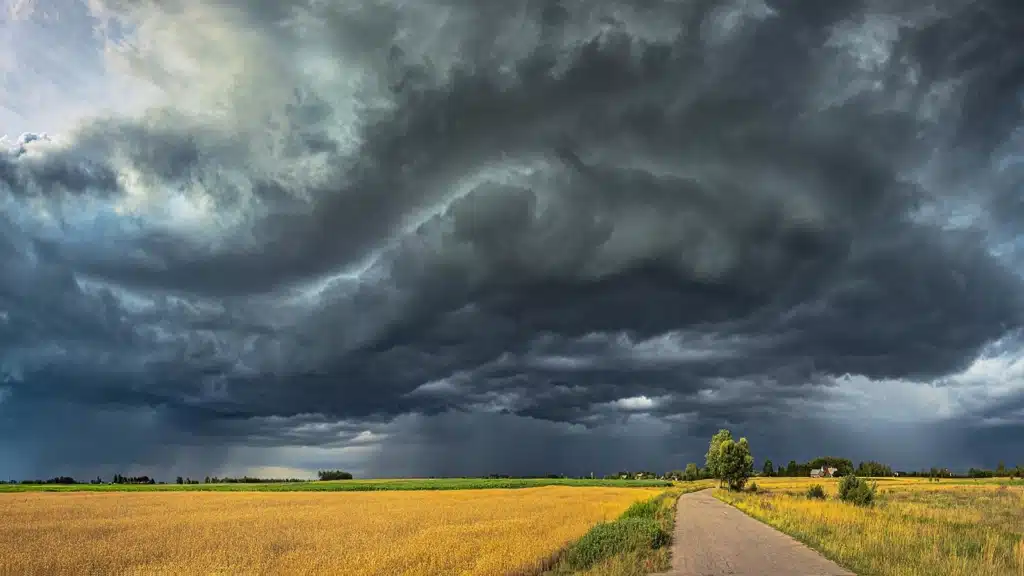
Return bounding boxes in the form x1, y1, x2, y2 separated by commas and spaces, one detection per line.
705, 429, 733, 484
719, 437, 755, 490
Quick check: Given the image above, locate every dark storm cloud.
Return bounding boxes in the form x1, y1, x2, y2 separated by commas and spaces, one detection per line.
2, 0, 1024, 477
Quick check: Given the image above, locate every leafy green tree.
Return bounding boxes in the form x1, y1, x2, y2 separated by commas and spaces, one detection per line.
786, 460, 798, 477
705, 429, 733, 485
762, 459, 774, 477
719, 437, 754, 491
683, 463, 700, 482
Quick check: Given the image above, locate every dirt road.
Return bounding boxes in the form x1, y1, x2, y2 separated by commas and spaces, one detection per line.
661, 489, 854, 576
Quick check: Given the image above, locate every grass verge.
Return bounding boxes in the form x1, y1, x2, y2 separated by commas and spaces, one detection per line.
0, 477, 672, 493
539, 480, 715, 576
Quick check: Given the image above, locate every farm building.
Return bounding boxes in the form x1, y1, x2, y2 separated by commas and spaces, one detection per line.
810, 467, 839, 478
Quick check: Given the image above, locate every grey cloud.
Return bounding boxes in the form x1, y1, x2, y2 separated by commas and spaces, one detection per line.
2, 0, 1024, 477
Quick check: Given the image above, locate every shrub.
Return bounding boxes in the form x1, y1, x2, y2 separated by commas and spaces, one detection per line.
806, 484, 826, 500
748, 481, 759, 493
838, 474, 876, 506
562, 518, 669, 570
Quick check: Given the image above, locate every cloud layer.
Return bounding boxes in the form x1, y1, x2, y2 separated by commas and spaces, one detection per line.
2, 0, 1023, 478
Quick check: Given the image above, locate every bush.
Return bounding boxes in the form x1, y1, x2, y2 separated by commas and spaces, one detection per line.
838, 474, 876, 506
562, 518, 669, 570
748, 481, 759, 493
806, 484, 826, 499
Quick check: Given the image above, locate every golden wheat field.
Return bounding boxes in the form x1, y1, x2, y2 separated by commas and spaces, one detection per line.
0, 486, 663, 576
717, 477, 1024, 576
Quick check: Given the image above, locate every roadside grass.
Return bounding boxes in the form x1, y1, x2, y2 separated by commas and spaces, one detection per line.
0, 477, 672, 493
542, 480, 716, 576
714, 477, 1024, 576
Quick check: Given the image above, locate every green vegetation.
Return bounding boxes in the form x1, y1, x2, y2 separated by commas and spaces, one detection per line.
719, 437, 754, 491
316, 469, 353, 480
559, 517, 668, 569
0, 477, 672, 493
704, 428, 754, 491
837, 474, 877, 507
683, 462, 701, 481
704, 429, 732, 484
806, 484, 826, 499
543, 481, 714, 576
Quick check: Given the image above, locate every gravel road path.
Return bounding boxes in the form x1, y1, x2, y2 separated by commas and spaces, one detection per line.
660, 489, 854, 576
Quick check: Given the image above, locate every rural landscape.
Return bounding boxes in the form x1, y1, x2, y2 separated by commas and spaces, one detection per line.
2, 430, 1022, 575
3, 0, 1024, 574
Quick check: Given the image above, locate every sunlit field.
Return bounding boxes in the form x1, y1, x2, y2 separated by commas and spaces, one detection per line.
0, 486, 664, 575
716, 476, 1024, 576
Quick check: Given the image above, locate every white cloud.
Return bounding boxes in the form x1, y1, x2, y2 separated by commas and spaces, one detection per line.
406, 376, 462, 397
608, 395, 660, 411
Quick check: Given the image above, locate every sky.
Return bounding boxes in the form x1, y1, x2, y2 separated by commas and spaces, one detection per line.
1, 0, 1023, 481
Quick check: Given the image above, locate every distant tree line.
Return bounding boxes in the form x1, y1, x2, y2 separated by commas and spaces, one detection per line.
114, 474, 156, 484
1, 472, 347, 485
755, 457, 856, 478
965, 462, 1023, 478
1, 476, 82, 485
202, 476, 309, 483
317, 470, 354, 481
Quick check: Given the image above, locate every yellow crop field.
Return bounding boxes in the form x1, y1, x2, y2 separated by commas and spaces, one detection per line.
716, 477, 1024, 576
0, 486, 664, 576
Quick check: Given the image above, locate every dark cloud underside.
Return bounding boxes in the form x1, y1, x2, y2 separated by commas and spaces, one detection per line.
1, 0, 1023, 477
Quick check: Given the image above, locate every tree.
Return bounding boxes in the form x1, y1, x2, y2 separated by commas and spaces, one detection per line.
856, 461, 893, 477
176, 476, 184, 485
997, 462, 1007, 477
786, 460, 798, 477
762, 459, 774, 477
705, 429, 733, 486
719, 437, 754, 491
683, 463, 700, 482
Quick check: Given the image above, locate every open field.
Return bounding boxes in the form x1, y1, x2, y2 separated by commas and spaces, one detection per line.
0, 477, 671, 493
715, 476, 1024, 576
0, 485, 665, 575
